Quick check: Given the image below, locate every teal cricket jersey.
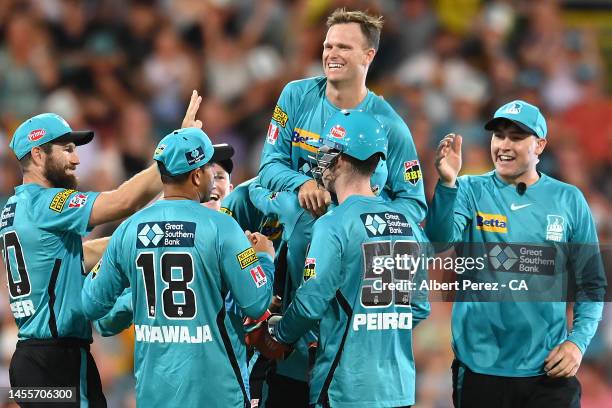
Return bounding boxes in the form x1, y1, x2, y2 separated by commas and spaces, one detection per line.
276, 195, 430, 407
1, 184, 99, 340
258, 76, 427, 222
248, 181, 317, 382
220, 177, 284, 250
93, 288, 133, 337
81, 199, 274, 408
425, 171, 606, 377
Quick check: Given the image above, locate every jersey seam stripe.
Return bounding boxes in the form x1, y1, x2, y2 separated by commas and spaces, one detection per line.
47, 258, 62, 338
317, 290, 352, 406
215, 305, 249, 405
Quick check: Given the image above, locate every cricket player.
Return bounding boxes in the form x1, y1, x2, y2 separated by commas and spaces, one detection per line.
1, 107, 174, 406
259, 8, 426, 221
204, 155, 234, 211
426, 100, 606, 407
267, 110, 430, 407
81, 127, 275, 407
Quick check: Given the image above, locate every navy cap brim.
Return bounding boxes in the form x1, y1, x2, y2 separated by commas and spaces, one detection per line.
211, 143, 234, 164
55, 130, 94, 146
484, 117, 538, 137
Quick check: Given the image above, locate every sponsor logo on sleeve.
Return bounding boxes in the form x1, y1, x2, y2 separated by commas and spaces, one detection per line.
303, 258, 316, 281
545, 215, 565, 242
219, 207, 233, 217
403, 160, 422, 185
360, 212, 413, 237
49, 189, 76, 212
268, 192, 278, 200
136, 221, 196, 248
91, 259, 102, 278
267, 123, 279, 145
237, 247, 258, 269
272, 105, 288, 127
185, 147, 206, 165
28, 129, 46, 142
68, 193, 88, 208
250, 265, 267, 288
476, 212, 508, 233
0, 203, 16, 230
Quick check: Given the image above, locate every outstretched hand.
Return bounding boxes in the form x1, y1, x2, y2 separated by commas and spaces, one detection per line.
435, 133, 462, 187
181, 90, 203, 129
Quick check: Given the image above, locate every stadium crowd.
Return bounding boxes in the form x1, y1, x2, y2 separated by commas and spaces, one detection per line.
0, 0, 610, 407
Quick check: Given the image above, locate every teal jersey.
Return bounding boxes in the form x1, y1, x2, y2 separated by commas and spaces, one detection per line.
425, 172, 606, 377
1, 184, 99, 340
220, 178, 283, 249
81, 199, 274, 408
276, 195, 430, 407
93, 288, 133, 337
248, 181, 316, 381
259, 76, 427, 222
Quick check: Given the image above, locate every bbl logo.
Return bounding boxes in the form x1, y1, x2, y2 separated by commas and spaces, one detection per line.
403, 160, 422, 185
303, 258, 316, 281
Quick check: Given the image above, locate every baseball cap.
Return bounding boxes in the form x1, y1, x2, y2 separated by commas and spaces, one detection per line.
153, 128, 234, 176
484, 100, 547, 138
9, 113, 94, 160
317, 110, 388, 160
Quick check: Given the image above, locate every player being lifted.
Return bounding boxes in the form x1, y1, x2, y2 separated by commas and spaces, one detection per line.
82, 127, 276, 407
260, 110, 430, 408
1, 90, 205, 406
259, 8, 426, 221
426, 100, 606, 407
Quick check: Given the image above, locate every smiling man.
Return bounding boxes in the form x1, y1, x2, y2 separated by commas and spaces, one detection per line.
203, 155, 234, 211
425, 100, 606, 408
258, 8, 426, 222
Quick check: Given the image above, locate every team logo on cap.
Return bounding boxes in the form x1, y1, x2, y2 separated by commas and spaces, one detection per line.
330, 125, 346, 139
154, 144, 166, 156
504, 102, 522, 114
185, 147, 205, 165
28, 129, 46, 142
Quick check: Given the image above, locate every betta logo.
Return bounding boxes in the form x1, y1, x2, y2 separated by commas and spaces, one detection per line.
330, 125, 346, 139
28, 129, 46, 142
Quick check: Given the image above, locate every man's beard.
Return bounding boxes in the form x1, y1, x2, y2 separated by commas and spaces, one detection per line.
44, 159, 78, 189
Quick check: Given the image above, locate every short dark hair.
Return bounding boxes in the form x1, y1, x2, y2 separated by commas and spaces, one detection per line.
342, 152, 382, 177
326, 8, 384, 50
156, 161, 192, 185
19, 143, 53, 169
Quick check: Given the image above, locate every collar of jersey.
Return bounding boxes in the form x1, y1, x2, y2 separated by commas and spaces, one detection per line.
323, 89, 374, 112
492, 170, 548, 190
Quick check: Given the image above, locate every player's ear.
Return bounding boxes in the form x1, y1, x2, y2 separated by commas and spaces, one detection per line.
191, 168, 201, 187
364, 48, 376, 66
535, 138, 547, 155
30, 146, 45, 167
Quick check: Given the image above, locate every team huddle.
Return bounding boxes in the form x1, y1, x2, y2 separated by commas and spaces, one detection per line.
1, 8, 606, 408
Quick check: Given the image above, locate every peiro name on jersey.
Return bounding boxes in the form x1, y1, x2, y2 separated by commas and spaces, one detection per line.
360, 212, 413, 237
137, 221, 196, 248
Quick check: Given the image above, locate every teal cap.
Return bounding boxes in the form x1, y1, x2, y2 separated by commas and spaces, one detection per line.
485, 100, 547, 138
153, 128, 234, 176
10, 113, 94, 160
318, 110, 388, 160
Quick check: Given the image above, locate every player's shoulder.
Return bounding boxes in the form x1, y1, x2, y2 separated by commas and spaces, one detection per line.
540, 173, 587, 204
283, 76, 326, 96
457, 171, 494, 188
366, 92, 407, 126
221, 179, 252, 212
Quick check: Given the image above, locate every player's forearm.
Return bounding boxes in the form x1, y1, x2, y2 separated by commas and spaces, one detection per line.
259, 160, 311, 192
276, 295, 324, 344
567, 301, 604, 355
83, 237, 110, 271
90, 164, 162, 226
425, 182, 465, 247
93, 289, 133, 336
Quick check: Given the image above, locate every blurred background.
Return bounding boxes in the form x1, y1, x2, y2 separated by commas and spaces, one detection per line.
0, 0, 610, 406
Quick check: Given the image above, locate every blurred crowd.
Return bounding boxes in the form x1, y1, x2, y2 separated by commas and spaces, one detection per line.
0, 0, 610, 407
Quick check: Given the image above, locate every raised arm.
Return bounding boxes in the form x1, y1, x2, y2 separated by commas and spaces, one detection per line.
88, 91, 204, 228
